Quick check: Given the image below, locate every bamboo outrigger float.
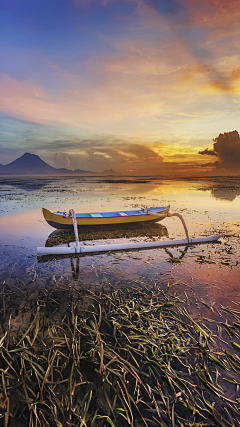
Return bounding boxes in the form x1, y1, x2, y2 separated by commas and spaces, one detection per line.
37, 207, 222, 255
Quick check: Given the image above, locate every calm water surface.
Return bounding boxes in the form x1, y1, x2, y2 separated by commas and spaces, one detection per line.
0, 175, 239, 319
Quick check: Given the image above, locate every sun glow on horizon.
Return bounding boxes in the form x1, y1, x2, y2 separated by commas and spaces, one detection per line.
0, 0, 240, 174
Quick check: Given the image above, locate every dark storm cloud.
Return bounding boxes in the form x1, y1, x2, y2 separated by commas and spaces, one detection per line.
199, 130, 240, 170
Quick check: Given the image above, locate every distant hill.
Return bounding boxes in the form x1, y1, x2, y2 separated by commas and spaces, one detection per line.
0, 153, 94, 175
103, 169, 119, 176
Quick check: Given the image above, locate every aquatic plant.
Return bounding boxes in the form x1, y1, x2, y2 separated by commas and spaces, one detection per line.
0, 284, 240, 426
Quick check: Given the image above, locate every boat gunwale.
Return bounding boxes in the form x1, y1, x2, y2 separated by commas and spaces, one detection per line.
52, 206, 170, 219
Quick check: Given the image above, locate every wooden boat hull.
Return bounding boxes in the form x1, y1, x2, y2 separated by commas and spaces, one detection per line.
42, 206, 170, 230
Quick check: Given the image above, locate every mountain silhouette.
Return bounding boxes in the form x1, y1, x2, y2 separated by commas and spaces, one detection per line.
0, 153, 94, 175
103, 169, 119, 175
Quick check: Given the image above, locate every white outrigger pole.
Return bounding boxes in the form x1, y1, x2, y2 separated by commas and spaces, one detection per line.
37, 209, 222, 255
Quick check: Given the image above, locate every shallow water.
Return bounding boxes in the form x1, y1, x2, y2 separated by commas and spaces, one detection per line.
0, 175, 240, 320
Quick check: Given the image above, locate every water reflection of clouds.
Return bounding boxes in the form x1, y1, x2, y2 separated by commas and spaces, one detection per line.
211, 187, 240, 201
198, 185, 240, 201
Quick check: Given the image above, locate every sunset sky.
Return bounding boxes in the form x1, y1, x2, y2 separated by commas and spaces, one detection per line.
1, 0, 240, 175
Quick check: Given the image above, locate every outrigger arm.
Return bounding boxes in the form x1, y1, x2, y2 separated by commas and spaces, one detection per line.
69, 209, 80, 248
147, 210, 189, 240
37, 209, 222, 255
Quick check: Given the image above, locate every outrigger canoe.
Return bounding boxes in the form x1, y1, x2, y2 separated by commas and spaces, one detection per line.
37, 207, 223, 255
42, 206, 171, 230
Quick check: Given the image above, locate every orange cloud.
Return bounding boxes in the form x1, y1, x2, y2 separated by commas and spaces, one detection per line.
186, 0, 240, 30
1, 0, 240, 157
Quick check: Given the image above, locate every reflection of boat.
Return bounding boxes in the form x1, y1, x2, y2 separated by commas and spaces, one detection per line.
42, 206, 170, 230
38, 223, 169, 274
44, 221, 168, 247
38, 222, 168, 280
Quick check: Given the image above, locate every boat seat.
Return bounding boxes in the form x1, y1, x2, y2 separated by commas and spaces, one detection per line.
118, 212, 127, 216
90, 213, 103, 217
